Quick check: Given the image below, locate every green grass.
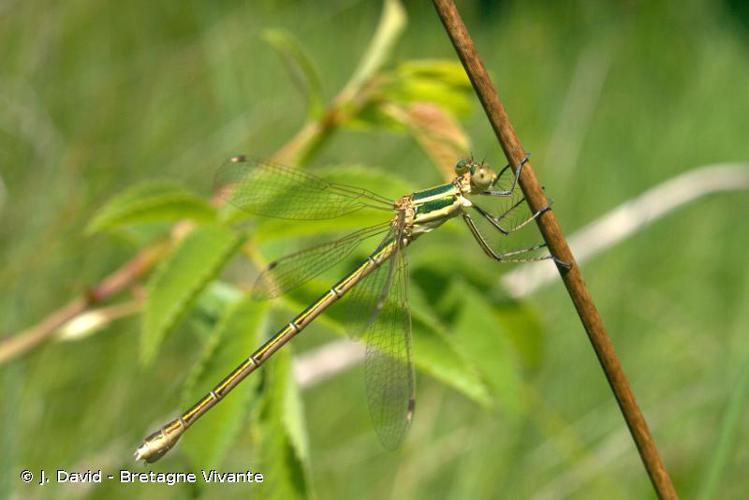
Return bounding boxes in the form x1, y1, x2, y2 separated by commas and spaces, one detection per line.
2, 0, 749, 498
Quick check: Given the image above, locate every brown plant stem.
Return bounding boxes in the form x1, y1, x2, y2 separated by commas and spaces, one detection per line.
0, 243, 167, 364
430, 1, 677, 498
0, 121, 329, 366
0, 0, 404, 366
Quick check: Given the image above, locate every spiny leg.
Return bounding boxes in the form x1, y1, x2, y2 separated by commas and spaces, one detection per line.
471, 154, 571, 268
473, 152, 540, 234
494, 194, 527, 224
462, 212, 565, 265
471, 198, 552, 236
485, 153, 530, 197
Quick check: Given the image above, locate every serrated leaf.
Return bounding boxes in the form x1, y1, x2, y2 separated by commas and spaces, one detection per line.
256, 349, 312, 500
434, 271, 545, 371
348, 58, 473, 134
109, 222, 175, 248
141, 225, 241, 364
280, 276, 492, 406
181, 297, 269, 469
390, 59, 473, 117
386, 78, 473, 118
87, 180, 215, 234
409, 285, 493, 406
262, 29, 323, 118
441, 280, 523, 413
191, 280, 245, 327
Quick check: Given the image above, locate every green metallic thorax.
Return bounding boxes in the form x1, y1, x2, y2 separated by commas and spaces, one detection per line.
410, 182, 465, 233
412, 183, 456, 200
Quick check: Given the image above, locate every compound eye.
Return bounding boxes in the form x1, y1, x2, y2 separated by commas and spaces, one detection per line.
455, 159, 468, 174
472, 167, 493, 190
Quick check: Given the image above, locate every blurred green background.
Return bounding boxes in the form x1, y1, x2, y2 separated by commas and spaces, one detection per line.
2, 0, 749, 498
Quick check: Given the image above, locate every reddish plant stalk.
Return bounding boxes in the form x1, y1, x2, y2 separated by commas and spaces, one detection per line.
431, 1, 677, 498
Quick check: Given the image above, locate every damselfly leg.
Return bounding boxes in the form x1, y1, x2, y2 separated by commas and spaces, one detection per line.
462, 212, 552, 263
135, 155, 563, 463
484, 153, 530, 196
470, 198, 551, 235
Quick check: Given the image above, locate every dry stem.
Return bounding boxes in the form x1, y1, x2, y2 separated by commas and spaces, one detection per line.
431, 1, 677, 497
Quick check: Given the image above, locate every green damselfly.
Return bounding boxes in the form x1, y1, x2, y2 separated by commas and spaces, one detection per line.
135, 155, 558, 462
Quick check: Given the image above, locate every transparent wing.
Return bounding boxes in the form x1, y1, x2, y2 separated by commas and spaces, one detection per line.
252, 222, 391, 300
215, 156, 393, 220
363, 249, 414, 449
344, 227, 398, 338
345, 216, 415, 448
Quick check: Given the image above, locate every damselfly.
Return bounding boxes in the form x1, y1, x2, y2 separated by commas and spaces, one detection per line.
135, 155, 559, 462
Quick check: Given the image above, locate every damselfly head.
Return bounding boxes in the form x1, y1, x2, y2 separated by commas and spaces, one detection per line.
454, 159, 472, 175
454, 159, 495, 191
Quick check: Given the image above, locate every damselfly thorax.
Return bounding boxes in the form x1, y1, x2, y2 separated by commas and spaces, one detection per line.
398, 161, 493, 237
135, 155, 559, 463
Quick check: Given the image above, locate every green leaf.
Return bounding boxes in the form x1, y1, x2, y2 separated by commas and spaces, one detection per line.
141, 225, 241, 364
256, 348, 312, 500
492, 300, 545, 371
409, 285, 493, 406
106, 222, 174, 249
397, 59, 473, 88
262, 29, 323, 118
181, 297, 269, 469
348, 59, 473, 133
87, 180, 215, 234
385, 78, 473, 118
282, 356, 311, 472
391, 59, 473, 117
412, 253, 545, 371
267, 272, 492, 407
191, 281, 245, 328
438, 280, 523, 413
345, 59, 473, 175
